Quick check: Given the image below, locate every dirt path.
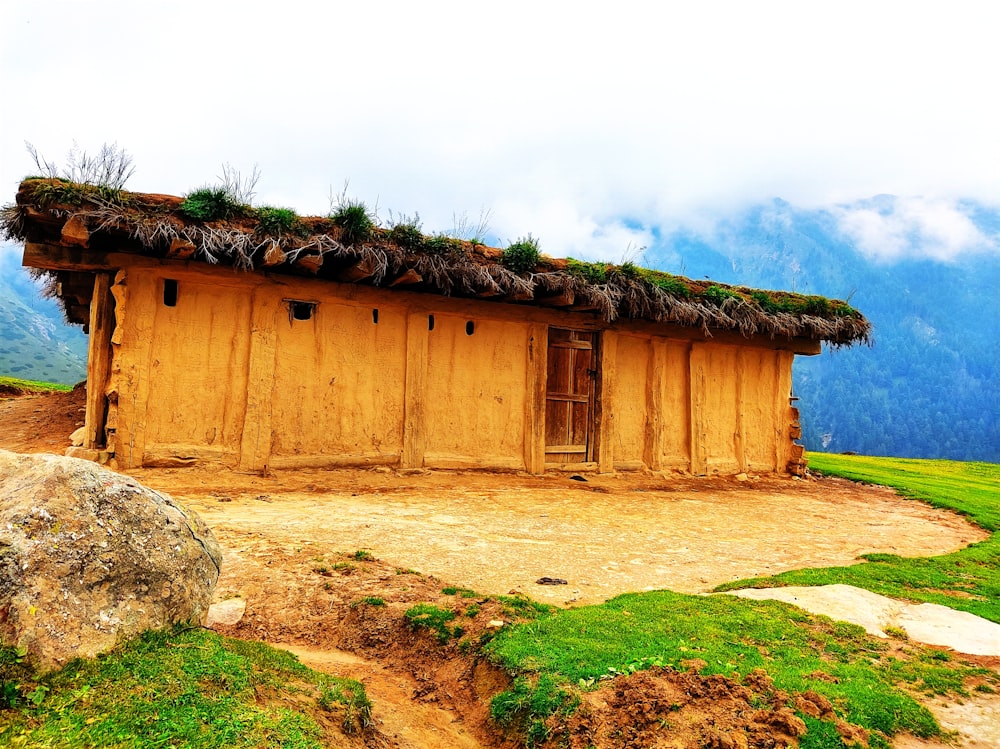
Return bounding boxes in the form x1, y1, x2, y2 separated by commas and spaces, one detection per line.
282, 645, 487, 749
144, 465, 985, 606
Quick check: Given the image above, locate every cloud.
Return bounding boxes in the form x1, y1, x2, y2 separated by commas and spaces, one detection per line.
833, 197, 999, 262
2, 2, 999, 264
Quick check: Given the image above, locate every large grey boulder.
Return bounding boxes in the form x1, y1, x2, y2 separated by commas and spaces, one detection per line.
0, 450, 221, 673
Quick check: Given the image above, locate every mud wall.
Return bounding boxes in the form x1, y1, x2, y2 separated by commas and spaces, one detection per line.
424, 315, 529, 470
106, 264, 799, 475
610, 334, 650, 470
110, 270, 252, 468
268, 298, 407, 468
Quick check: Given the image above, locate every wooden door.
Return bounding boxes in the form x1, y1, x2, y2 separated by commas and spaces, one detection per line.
545, 328, 597, 464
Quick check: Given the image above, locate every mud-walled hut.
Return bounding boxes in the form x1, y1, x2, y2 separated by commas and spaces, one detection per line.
3, 179, 870, 475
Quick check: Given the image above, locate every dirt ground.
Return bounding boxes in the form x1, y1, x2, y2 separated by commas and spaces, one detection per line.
2, 389, 997, 748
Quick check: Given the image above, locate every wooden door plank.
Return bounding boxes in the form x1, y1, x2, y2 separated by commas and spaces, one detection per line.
523, 323, 548, 474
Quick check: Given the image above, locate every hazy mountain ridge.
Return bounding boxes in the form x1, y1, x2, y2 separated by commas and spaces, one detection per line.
1, 198, 997, 461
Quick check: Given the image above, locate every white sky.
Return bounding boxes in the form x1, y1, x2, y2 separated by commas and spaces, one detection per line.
2, 1, 998, 261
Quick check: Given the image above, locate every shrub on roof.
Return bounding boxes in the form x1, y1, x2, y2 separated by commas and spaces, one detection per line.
179, 187, 252, 221
388, 214, 425, 250
566, 258, 609, 284
423, 233, 464, 256
501, 235, 541, 274
256, 206, 302, 236
702, 285, 743, 306
331, 199, 375, 246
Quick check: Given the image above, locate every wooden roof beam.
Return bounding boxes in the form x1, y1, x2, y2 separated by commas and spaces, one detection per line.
389, 268, 423, 287
538, 289, 575, 307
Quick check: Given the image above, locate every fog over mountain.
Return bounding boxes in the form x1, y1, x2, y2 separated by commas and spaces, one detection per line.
1, 197, 997, 461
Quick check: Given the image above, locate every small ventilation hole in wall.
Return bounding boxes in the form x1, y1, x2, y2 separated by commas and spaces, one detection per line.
466, 320, 475, 336
163, 279, 178, 307
291, 301, 315, 321
372, 308, 379, 324
428, 314, 435, 331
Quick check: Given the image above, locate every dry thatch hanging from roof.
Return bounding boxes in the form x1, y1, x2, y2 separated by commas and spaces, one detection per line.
2, 179, 872, 346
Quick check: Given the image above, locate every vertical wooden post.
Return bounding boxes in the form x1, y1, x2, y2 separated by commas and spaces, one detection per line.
734, 349, 747, 472
401, 312, 429, 468
84, 273, 114, 449
523, 323, 548, 474
645, 338, 667, 471
689, 343, 708, 475
596, 330, 617, 473
239, 289, 278, 472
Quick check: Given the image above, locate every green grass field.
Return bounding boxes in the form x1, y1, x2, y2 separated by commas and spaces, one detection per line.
485, 454, 1000, 748
0, 627, 371, 748
715, 454, 1000, 623
0, 375, 72, 393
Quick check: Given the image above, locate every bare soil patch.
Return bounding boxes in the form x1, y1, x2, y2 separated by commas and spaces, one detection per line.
2, 388, 994, 747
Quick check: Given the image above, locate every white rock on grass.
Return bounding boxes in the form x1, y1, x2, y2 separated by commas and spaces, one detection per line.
726, 584, 1000, 656
0, 449, 222, 673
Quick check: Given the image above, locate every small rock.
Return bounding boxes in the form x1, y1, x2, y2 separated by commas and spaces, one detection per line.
64, 446, 99, 462
735, 472, 749, 482
206, 598, 247, 628
487, 620, 505, 629
69, 426, 86, 447
536, 577, 568, 585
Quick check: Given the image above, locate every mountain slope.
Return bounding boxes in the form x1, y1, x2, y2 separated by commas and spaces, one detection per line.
0, 245, 88, 385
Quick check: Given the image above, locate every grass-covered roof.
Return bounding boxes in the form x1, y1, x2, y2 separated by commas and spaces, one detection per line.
3, 178, 871, 346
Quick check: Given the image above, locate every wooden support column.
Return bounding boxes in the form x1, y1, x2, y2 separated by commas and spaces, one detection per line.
523, 323, 548, 474
401, 312, 429, 468
644, 338, 667, 471
84, 273, 114, 449
596, 330, 617, 473
734, 349, 748, 472
689, 343, 708, 475
238, 289, 279, 473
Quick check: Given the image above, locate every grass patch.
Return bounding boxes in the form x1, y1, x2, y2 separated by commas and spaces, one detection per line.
403, 604, 464, 644
422, 233, 464, 256
387, 214, 424, 250
484, 455, 1000, 746
485, 591, 993, 745
256, 206, 303, 236
715, 455, 1000, 623
565, 258, 608, 284
500, 235, 541, 273
0, 376, 72, 394
441, 586, 480, 599
330, 199, 375, 245
179, 187, 253, 221
0, 626, 371, 748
